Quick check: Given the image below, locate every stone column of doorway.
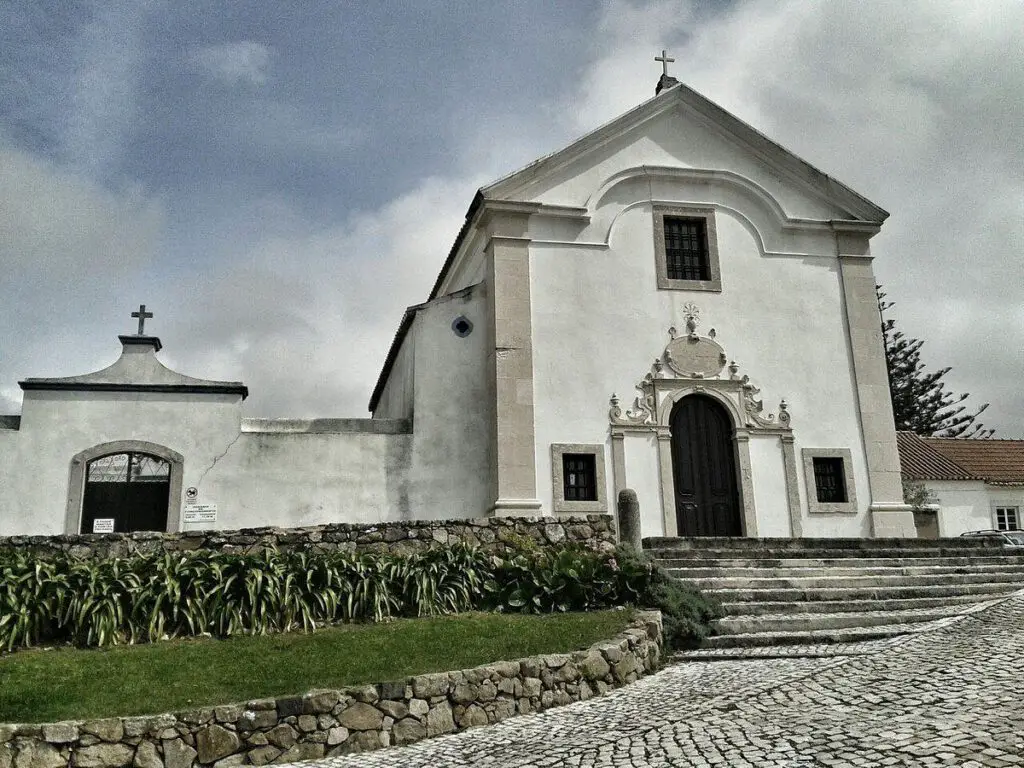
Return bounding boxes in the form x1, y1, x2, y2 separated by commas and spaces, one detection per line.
835, 226, 915, 537
482, 203, 542, 516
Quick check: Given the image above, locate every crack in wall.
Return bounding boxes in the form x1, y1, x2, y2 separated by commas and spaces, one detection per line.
196, 432, 243, 488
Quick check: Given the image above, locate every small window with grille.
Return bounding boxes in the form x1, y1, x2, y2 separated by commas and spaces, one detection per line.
996, 507, 1020, 531
812, 457, 848, 503
563, 454, 597, 502
551, 444, 607, 513
802, 448, 857, 514
652, 205, 721, 292
663, 217, 710, 281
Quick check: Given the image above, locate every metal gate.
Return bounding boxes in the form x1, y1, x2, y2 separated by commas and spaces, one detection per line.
80, 452, 170, 533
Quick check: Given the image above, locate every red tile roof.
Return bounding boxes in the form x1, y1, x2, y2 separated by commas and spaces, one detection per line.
897, 431, 1024, 486
897, 432, 974, 481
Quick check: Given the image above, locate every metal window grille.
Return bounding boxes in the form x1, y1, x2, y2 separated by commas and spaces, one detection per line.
563, 453, 597, 502
812, 457, 847, 503
663, 217, 710, 281
996, 507, 1020, 531
87, 453, 170, 483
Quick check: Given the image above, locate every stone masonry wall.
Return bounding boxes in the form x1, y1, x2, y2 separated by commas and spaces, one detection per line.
0, 516, 616, 561
0, 612, 661, 768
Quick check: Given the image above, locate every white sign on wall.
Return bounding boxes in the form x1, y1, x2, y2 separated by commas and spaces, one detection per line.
92, 518, 115, 534
182, 504, 218, 526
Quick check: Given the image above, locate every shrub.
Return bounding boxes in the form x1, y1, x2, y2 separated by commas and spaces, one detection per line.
0, 542, 719, 653
611, 545, 722, 650
0, 546, 493, 651
483, 546, 618, 613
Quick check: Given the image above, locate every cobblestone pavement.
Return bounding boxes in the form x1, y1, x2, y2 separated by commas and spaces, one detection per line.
294, 595, 1024, 767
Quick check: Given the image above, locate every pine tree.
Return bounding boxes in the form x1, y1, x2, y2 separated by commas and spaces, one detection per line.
878, 286, 993, 438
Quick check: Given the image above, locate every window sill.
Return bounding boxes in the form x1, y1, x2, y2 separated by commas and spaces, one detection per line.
656, 277, 723, 292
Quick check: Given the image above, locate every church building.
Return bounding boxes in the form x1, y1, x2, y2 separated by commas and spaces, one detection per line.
0, 68, 915, 540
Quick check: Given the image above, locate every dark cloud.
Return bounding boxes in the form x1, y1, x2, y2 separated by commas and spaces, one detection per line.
1, 1, 1020, 435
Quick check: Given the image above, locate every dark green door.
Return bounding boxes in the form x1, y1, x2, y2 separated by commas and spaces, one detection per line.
670, 395, 741, 536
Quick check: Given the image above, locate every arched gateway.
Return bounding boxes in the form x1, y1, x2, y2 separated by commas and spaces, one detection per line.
81, 452, 171, 534
67, 440, 185, 534
669, 395, 741, 536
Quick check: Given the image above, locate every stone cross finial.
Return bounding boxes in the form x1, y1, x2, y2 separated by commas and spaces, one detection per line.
131, 304, 153, 335
655, 49, 675, 77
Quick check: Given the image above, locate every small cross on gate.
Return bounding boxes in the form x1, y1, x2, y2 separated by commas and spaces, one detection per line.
655, 49, 675, 77
131, 304, 153, 335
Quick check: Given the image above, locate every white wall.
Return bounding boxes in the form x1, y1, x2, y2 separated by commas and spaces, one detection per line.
0, 394, 414, 536
622, 433, 663, 538
521, 104, 874, 536
0, 390, 242, 535
202, 427, 412, 527
373, 327, 415, 420
529, 204, 870, 536
926, 480, 1024, 536
405, 283, 494, 519
748, 436, 792, 537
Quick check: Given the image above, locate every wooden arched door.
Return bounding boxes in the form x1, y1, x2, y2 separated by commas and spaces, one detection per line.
81, 452, 171, 533
670, 395, 741, 536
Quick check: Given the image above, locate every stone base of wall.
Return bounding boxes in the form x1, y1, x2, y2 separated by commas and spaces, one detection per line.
0, 612, 661, 767
0, 516, 616, 561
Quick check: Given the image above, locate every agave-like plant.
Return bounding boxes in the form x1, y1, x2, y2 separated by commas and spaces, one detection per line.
0, 540, 669, 652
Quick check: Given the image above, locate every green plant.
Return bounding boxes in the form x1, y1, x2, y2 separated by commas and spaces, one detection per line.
902, 479, 938, 511
611, 545, 722, 650
397, 545, 490, 616
0, 542, 719, 654
484, 546, 618, 613
879, 286, 992, 438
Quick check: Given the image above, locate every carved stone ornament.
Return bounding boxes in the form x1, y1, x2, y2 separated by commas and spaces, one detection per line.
609, 306, 792, 431
662, 303, 726, 378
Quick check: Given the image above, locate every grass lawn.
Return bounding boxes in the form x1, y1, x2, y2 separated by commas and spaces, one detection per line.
0, 610, 632, 723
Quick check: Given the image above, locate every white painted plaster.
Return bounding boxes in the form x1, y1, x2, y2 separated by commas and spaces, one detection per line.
621, 433, 665, 538
528, 168, 876, 537
0, 390, 242, 535
200, 430, 412, 528
512, 106, 849, 221
749, 436, 791, 537
924, 480, 1024, 536
403, 284, 494, 519
373, 327, 415, 420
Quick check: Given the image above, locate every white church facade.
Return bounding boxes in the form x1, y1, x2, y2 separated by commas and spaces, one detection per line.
0, 74, 915, 540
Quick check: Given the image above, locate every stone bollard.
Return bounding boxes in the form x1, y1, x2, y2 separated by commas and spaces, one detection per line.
617, 489, 641, 551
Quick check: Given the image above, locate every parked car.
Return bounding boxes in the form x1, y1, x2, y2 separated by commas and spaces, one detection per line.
959, 530, 1024, 547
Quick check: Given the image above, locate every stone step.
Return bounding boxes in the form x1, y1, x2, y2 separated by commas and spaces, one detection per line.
665, 563, 1024, 579
702, 624, 926, 649
645, 546, 1019, 561
705, 581, 1023, 603
652, 555, 1024, 569
715, 605, 967, 635
651, 537, 1022, 649
644, 536, 1004, 553
683, 571, 1024, 590
718, 592, 1005, 616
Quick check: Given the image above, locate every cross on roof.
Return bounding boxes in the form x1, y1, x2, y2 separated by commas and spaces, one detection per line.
131, 304, 153, 335
655, 49, 675, 77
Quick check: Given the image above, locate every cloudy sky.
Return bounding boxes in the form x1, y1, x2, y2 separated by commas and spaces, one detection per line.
1, 0, 1021, 435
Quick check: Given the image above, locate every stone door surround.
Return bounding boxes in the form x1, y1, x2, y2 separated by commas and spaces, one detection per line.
609, 308, 799, 537
66, 440, 184, 535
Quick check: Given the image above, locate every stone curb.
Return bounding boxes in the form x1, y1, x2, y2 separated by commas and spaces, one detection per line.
0, 516, 615, 561
0, 612, 662, 768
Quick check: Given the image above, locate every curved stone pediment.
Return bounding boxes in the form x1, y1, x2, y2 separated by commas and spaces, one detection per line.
609, 305, 790, 433
19, 336, 248, 398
